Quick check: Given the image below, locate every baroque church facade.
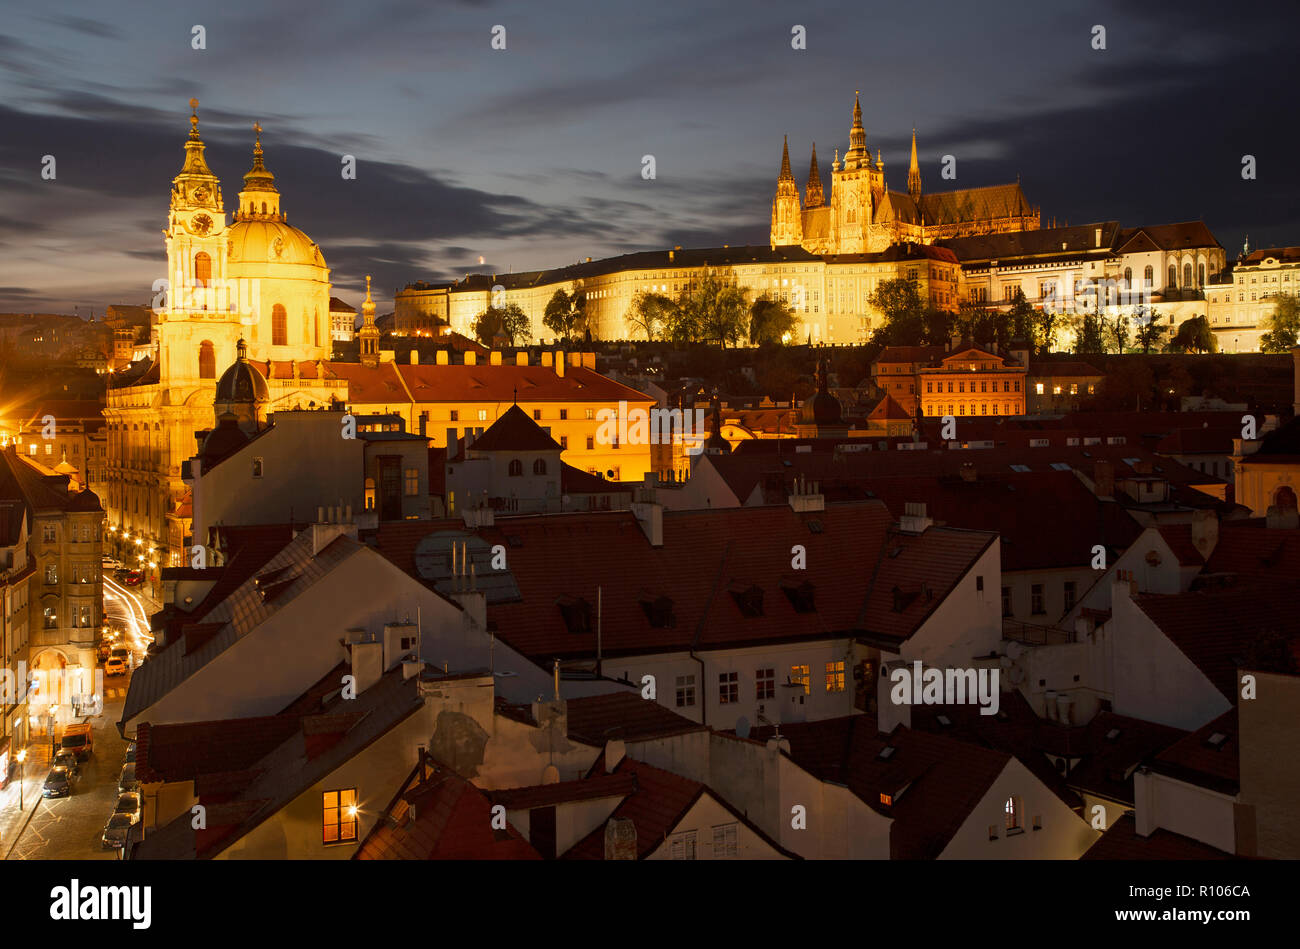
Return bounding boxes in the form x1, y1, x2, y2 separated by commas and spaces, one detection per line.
104, 101, 344, 564
772, 94, 1041, 254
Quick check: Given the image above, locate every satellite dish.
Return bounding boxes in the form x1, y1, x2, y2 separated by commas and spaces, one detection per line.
735, 716, 751, 739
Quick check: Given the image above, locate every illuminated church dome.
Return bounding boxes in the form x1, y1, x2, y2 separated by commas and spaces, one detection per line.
214, 338, 270, 427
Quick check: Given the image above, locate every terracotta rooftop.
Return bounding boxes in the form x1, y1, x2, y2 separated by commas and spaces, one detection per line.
1149, 708, 1240, 795
1081, 814, 1234, 860
565, 691, 706, 745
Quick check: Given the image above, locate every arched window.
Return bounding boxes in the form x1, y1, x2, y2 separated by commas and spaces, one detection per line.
1184, 263, 1193, 287
272, 304, 287, 346
194, 252, 212, 288
1123, 267, 1132, 287
198, 340, 215, 378
533, 459, 547, 475
1168, 264, 1177, 288
1274, 485, 1297, 511
303, 310, 310, 345
1198, 264, 1205, 287
1144, 265, 1153, 287
314, 309, 319, 346
261, 201, 267, 214
508, 459, 523, 477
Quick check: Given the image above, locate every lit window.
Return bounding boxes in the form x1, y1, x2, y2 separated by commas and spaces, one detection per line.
1035, 383, 1045, 395
404, 468, 419, 496
790, 664, 810, 694
478, 409, 488, 422
322, 789, 358, 844
825, 660, 845, 693
1005, 796, 1022, 833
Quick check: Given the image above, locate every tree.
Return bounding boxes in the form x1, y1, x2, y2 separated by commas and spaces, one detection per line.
749, 294, 799, 345
675, 267, 749, 349
543, 288, 586, 342
1133, 307, 1163, 354
472, 303, 531, 346
626, 290, 676, 342
1165, 315, 1217, 354
1074, 312, 1105, 354
1109, 314, 1130, 354
1006, 289, 1037, 346
1259, 293, 1300, 353
1033, 306, 1061, 355
868, 277, 927, 345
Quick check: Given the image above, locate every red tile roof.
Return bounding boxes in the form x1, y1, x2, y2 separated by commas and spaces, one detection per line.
1204, 520, 1300, 580
489, 772, 638, 810
869, 394, 913, 421
450, 503, 994, 662
1081, 813, 1234, 859
322, 361, 410, 405
135, 714, 302, 785
1134, 583, 1300, 701
751, 717, 1013, 859
565, 692, 706, 745
394, 363, 653, 405
467, 403, 561, 452
356, 763, 541, 860
1150, 708, 1239, 795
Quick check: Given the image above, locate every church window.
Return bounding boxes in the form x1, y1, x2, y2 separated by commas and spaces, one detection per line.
1198, 264, 1205, 287
533, 459, 547, 475
198, 340, 215, 379
273, 304, 288, 346
508, 459, 523, 477
1168, 264, 1177, 287
1123, 267, 1132, 287
1184, 263, 1193, 287
194, 252, 212, 288
1144, 266, 1154, 287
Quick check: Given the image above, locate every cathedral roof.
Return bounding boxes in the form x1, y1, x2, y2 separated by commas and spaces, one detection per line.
914, 183, 1034, 227
227, 219, 326, 269
939, 222, 1122, 264
215, 340, 271, 406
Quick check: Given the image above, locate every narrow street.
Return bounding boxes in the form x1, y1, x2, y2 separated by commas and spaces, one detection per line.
0, 570, 153, 860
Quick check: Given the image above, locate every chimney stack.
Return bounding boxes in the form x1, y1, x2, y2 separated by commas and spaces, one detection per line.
436, 350, 449, 365
464, 351, 477, 366
555, 351, 565, 377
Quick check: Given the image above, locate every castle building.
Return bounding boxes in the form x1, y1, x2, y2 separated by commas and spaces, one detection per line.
771, 94, 1040, 254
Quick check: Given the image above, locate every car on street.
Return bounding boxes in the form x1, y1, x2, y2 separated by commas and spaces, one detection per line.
101, 556, 122, 569
43, 766, 78, 798
105, 657, 127, 677
53, 750, 81, 775
118, 762, 138, 794
122, 572, 144, 586
113, 791, 143, 824
113, 567, 131, 580
101, 813, 134, 850
60, 723, 94, 761
110, 646, 133, 671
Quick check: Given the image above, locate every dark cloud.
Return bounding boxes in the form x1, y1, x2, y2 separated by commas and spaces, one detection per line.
39, 15, 123, 40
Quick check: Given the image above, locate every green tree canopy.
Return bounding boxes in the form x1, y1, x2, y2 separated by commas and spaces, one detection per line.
674, 267, 749, 349
472, 303, 531, 346
1259, 293, 1300, 353
749, 294, 799, 345
626, 290, 677, 342
1165, 315, 1217, 354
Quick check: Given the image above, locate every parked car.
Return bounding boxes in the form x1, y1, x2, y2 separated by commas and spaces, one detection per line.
110, 646, 133, 671
43, 766, 78, 798
101, 813, 134, 850
117, 762, 138, 794
113, 791, 143, 824
101, 555, 122, 569
105, 657, 127, 677
122, 572, 144, 586
113, 567, 131, 581
53, 750, 81, 775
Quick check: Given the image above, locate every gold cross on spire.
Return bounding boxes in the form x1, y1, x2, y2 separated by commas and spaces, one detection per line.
253, 121, 262, 144
189, 97, 199, 132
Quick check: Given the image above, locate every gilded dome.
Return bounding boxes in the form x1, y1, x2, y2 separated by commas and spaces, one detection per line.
227, 219, 326, 269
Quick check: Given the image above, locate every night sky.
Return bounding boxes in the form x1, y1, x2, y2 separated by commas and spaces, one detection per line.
1, 0, 1297, 314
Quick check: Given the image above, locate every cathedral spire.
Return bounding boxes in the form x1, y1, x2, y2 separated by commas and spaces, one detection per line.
237, 121, 283, 221
847, 91, 868, 162
359, 275, 380, 368
779, 135, 794, 181
907, 128, 922, 202
806, 142, 824, 208
173, 98, 220, 209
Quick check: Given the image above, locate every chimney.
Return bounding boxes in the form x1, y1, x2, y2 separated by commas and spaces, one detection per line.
1191, 510, 1219, 559
1093, 460, 1114, 498
899, 501, 932, 534
349, 637, 383, 695
1095, 227, 1102, 248
516, 352, 528, 366
603, 817, 637, 860
410, 350, 419, 365
464, 351, 477, 366
555, 351, 565, 377
959, 461, 977, 482
489, 351, 502, 366
436, 350, 449, 365
631, 500, 663, 546
541, 352, 553, 368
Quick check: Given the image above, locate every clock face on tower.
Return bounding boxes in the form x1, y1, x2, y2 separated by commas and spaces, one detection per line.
190, 213, 212, 236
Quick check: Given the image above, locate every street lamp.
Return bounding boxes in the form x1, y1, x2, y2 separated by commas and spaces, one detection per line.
16, 749, 25, 810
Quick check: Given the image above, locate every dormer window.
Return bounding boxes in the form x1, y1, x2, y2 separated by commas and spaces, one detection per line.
782, 579, 816, 613
730, 583, 764, 618
640, 595, 675, 629
557, 595, 592, 634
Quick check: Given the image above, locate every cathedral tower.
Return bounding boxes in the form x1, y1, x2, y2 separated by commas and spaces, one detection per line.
829, 93, 881, 253
770, 136, 804, 247
907, 128, 923, 204
806, 143, 824, 208
358, 275, 380, 368
158, 98, 242, 387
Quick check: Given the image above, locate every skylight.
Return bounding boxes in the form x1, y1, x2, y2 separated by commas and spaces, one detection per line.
877, 746, 896, 761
